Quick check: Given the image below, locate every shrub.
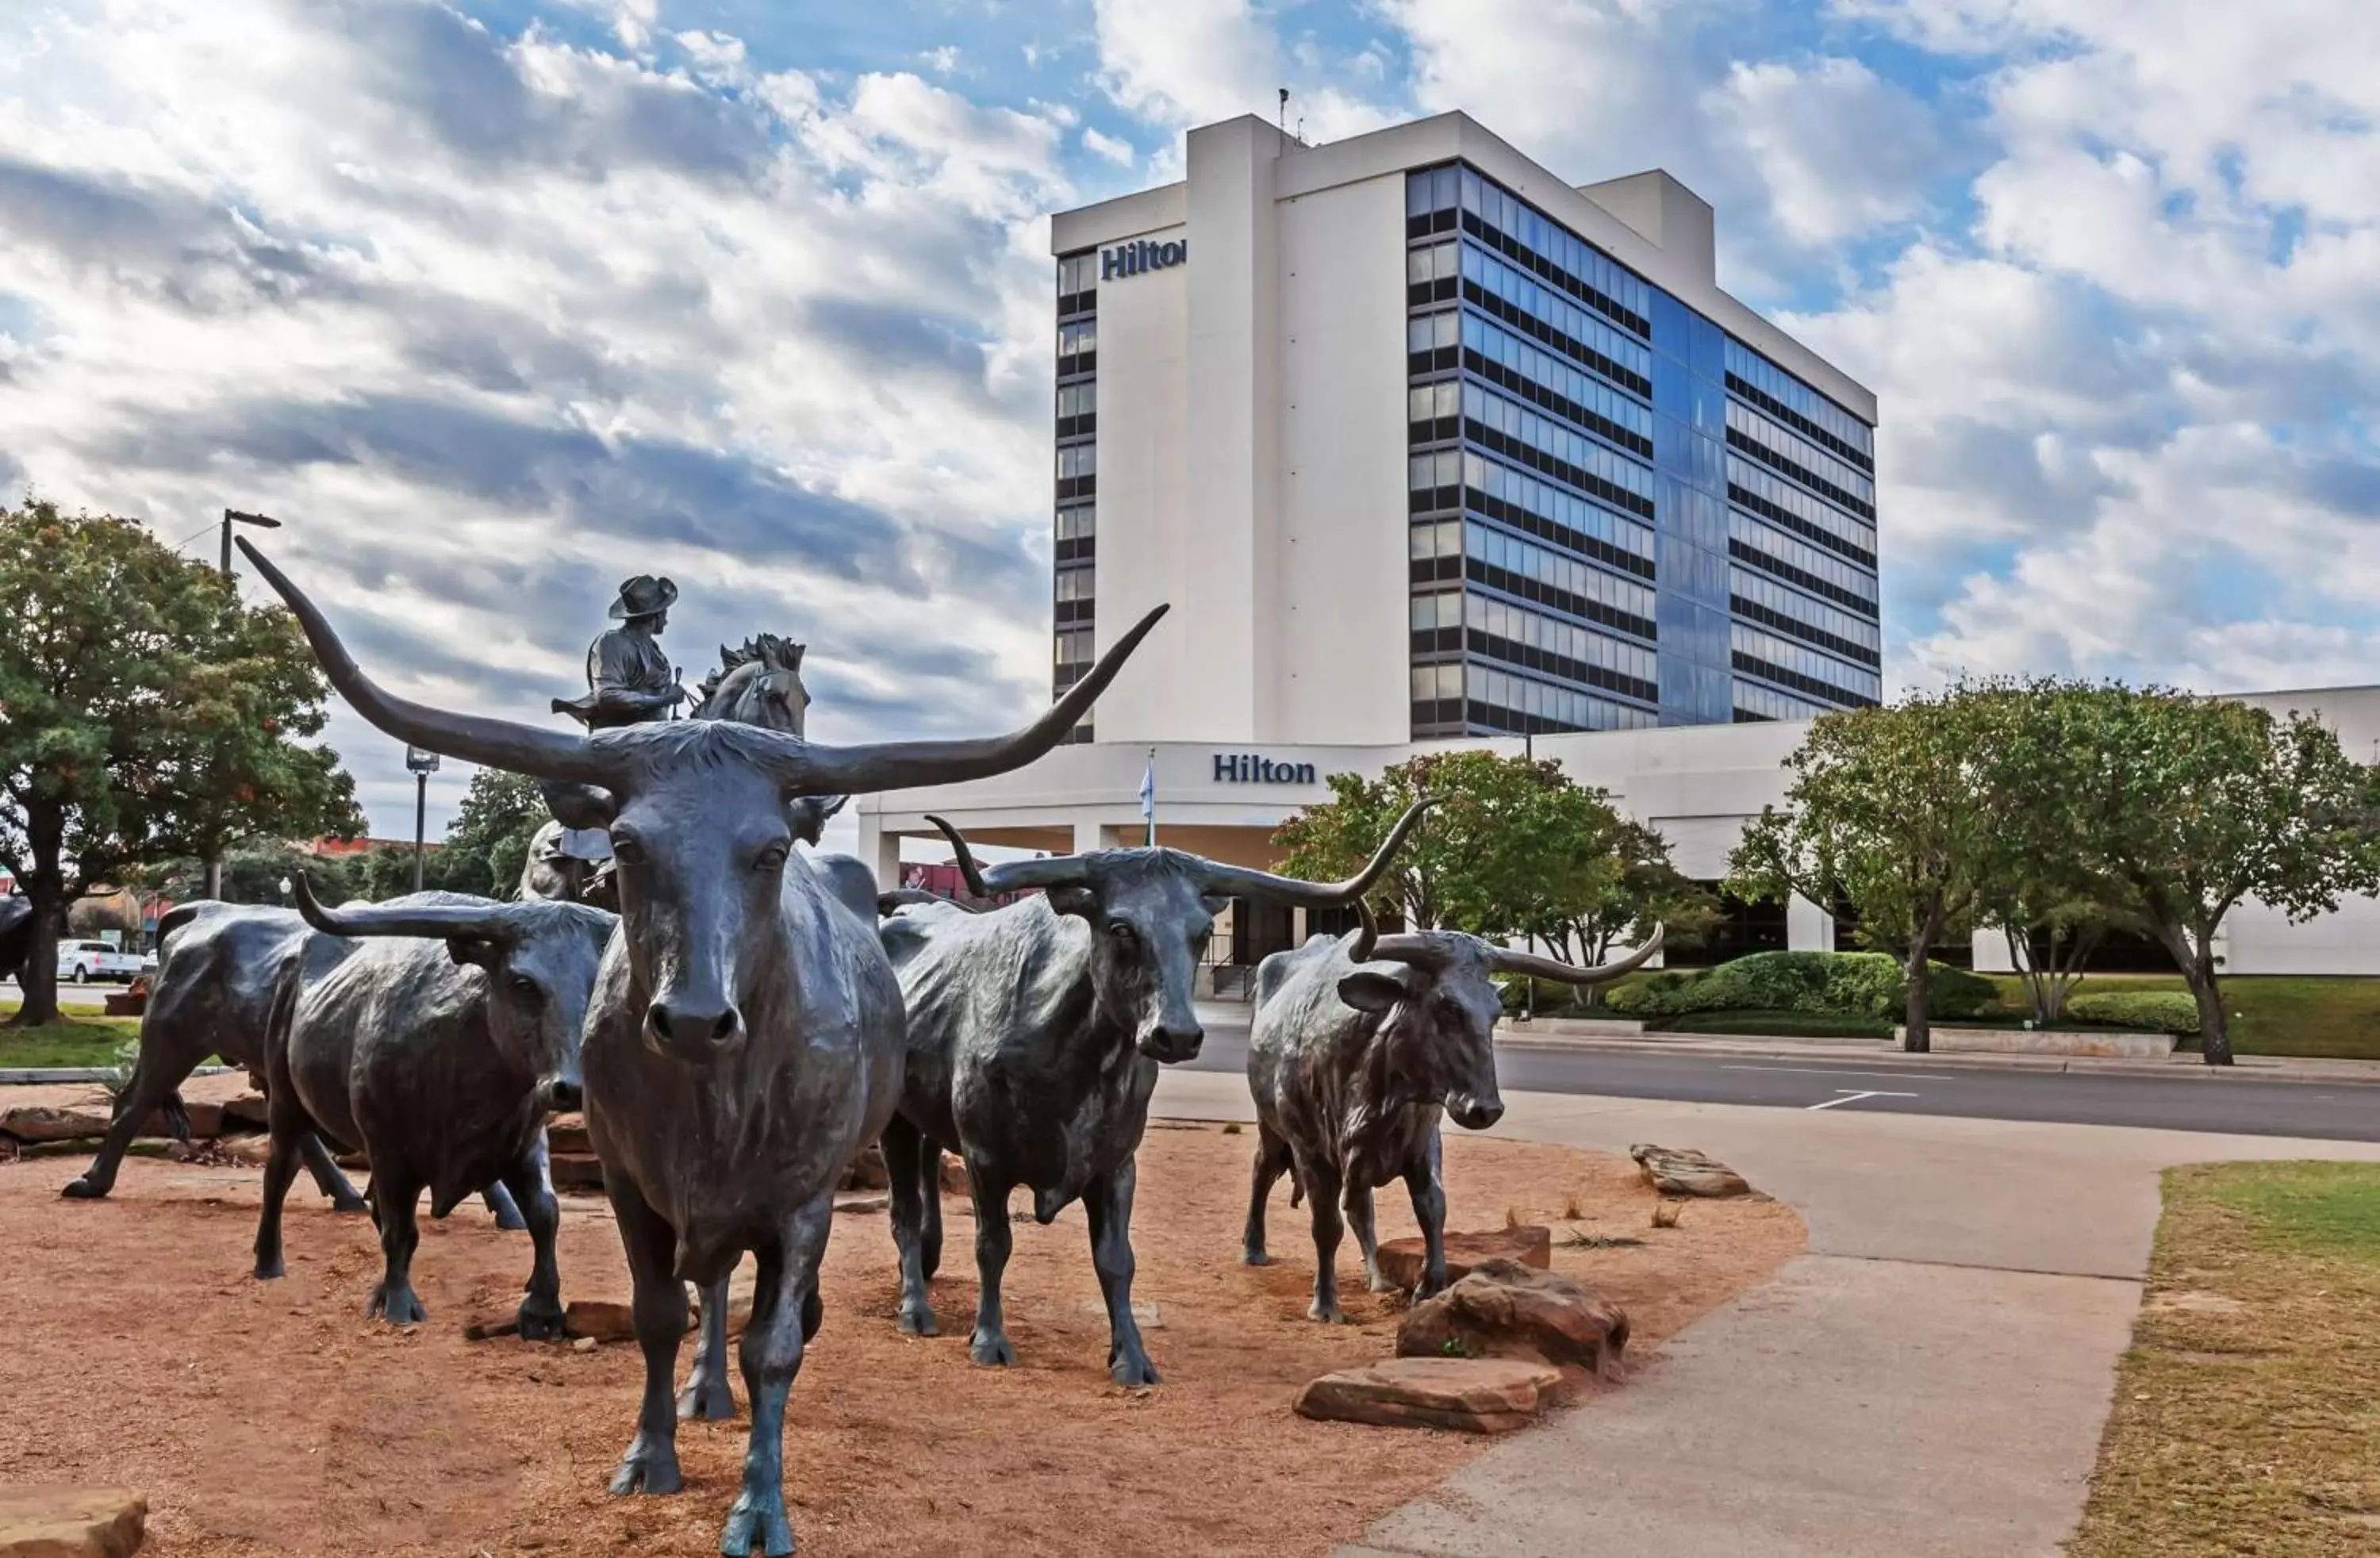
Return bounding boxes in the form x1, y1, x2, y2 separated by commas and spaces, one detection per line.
1603, 950, 1994, 1020
2065, 990, 2201, 1034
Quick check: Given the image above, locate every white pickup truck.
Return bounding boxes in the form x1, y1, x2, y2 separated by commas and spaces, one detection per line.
56, 940, 144, 984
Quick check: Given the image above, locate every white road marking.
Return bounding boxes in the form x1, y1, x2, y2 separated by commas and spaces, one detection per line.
1807, 1088, 1921, 1111
1720, 1064, 1959, 1081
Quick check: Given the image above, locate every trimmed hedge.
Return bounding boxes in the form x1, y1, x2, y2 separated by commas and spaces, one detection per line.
2063, 990, 2202, 1034
1603, 950, 1997, 1022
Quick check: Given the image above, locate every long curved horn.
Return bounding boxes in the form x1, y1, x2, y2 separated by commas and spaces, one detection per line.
239, 540, 615, 785
751, 605, 1169, 796
291, 874, 518, 943
1346, 899, 1451, 973
1200, 797, 1435, 908
1490, 923, 1667, 984
924, 815, 1092, 898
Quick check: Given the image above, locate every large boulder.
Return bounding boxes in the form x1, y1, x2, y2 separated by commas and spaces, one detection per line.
0, 1486, 148, 1557
1630, 1143, 1752, 1198
842, 1141, 890, 1191
1396, 1258, 1629, 1383
1295, 1357, 1559, 1433
221, 1094, 271, 1132
546, 1115, 590, 1157
547, 1153, 605, 1192
0, 1107, 111, 1145
1375, 1224, 1551, 1293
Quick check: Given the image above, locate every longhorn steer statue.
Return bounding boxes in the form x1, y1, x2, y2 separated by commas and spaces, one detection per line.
59, 900, 525, 1230
255, 885, 615, 1330
237, 537, 1163, 1557
1245, 905, 1664, 1317
867, 801, 1433, 1387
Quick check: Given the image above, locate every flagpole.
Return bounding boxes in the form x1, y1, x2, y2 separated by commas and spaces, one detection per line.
1142, 746, 1157, 846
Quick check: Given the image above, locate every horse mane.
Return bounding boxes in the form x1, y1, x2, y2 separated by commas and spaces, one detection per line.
694, 633, 807, 708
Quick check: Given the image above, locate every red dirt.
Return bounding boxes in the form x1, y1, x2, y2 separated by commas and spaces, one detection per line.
0, 1095, 1802, 1557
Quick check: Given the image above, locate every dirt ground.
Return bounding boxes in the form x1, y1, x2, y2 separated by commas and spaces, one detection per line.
1, 1084, 1803, 1557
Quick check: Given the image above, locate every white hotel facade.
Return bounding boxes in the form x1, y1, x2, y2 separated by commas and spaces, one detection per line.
858, 111, 2380, 980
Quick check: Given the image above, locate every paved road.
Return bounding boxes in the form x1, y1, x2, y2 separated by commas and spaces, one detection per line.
1186, 1019, 2380, 1142
1, 978, 110, 1010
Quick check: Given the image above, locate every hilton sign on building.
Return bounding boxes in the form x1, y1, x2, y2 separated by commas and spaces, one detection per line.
859, 109, 2380, 980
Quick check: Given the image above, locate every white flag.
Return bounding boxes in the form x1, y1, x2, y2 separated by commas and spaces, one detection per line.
1138, 753, 1155, 820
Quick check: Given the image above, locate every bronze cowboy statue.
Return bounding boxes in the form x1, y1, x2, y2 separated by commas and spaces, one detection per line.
539, 575, 695, 887
554, 574, 693, 731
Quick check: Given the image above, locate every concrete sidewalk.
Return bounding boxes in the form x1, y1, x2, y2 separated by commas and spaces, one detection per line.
1150, 1069, 2380, 1557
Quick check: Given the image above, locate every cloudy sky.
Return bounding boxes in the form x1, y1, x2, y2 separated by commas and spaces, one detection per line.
4, 0, 2378, 839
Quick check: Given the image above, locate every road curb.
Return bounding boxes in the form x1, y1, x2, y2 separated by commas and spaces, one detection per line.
1489, 1034, 2380, 1088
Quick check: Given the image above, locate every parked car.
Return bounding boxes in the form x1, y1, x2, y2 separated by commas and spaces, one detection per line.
57, 940, 143, 984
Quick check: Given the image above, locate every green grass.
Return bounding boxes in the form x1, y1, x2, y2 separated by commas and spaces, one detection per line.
0, 1007, 144, 1069
2072, 1161, 2380, 1555
1984, 973, 2380, 1061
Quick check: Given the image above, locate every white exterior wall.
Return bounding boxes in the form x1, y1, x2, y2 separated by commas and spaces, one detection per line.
1274, 170, 1411, 743
1083, 220, 1189, 743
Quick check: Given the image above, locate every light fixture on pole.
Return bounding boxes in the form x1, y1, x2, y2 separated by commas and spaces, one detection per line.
405, 746, 440, 892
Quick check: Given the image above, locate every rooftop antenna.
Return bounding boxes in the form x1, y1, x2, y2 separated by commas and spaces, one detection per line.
1277, 86, 1288, 134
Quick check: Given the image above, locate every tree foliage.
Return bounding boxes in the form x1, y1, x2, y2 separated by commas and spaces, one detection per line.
2047, 685, 2380, 1065
1728, 692, 2003, 1053
0, 499, 361, 1024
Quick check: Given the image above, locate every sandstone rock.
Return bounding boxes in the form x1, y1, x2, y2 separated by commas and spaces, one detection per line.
0, 1485, 148, 1557
221, 1095, 271, 1131
563, 1300, 636, 1341
572, 1337, 598, 1353
1294, 1357, 1558, 1433
547, 1152, 605, 1192
842, 1142, 890, 1191
545, 1115, 590, 1157
136, 1101, 222, 1141
940, 1152, 968, 1195
463, 1311, 520, 1341
834, 1192, 889, 1215
0, 1107, 111, 1145
1078, 1299, 1163, 1330
1396, 1258, 1629, 1383
1376, 1225, 1551, 1292
217, 1136, 274, 1168
1630, 1143, 1752, 1198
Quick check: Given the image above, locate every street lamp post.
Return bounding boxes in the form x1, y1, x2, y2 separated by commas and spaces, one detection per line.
405, 746, 440, 893
405, 751, 443, 894
209, 509, 285, 900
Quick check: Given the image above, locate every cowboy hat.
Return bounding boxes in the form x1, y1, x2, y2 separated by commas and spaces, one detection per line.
607, 574, 678, 620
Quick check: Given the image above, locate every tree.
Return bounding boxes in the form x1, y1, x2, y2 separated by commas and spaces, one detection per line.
1966, 679, 2134, 1027
1729, 692, 2002, 1053
0, 498, 361, 1026
1273, 750, 1578, 936
2053, 685, 2380, 1066
440, 768, 551, 899
1535, 818, 1720, 1007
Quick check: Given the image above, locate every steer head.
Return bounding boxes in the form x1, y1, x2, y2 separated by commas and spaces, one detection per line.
1341, 908, 1668, 1130
925, 800, 1437, 1065
292, 879, 616, 1113
240, 539, 1166, 1064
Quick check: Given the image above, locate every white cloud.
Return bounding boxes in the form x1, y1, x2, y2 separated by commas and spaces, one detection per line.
1089, 0, 1395, 145
1081, 125, 1136, 167
1704, 57, 1942, 247
0, 0, 1086, 833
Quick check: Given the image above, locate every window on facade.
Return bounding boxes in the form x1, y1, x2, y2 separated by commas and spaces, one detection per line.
1057, 383, 1095, 418
1059, 320, 1096, 357
1057, 444, 1096, 480
1057, 253, 1098, 297
1056, 504, 1096, 541
1054, 628, 1096, 667
1054, 566, 1095, 602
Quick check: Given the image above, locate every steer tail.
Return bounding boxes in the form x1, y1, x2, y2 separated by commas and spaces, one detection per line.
1289, 1167, 1304, 1210
162, 1091, 193, 1144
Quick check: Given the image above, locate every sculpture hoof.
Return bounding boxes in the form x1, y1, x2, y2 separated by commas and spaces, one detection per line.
969, 1331, 1016, 1367
517, 1299, 568, 1342
1240, 1248, 1272, 1266
254, 1257, 285, 1281
608, 1441, 682, 1496
720, 1487, 796, 1556
330, 1194, 370, 1215
370, 1285, 428, 1326
1367, 1273, 1401, 1293
896, 1304, 939, 1338
60, 1176, 107, 1200
1110, 1356, 1161, 1388
1306, 1302, 1345, 1324
677, 1375, 737, 1422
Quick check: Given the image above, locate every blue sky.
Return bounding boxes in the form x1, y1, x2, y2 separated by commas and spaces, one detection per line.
3, 0, 2378, 837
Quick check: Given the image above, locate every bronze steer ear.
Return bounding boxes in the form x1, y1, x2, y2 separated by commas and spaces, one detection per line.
540, 779, 618, 831
447, 935, 502, 969
1337, 969, 1409, 1014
